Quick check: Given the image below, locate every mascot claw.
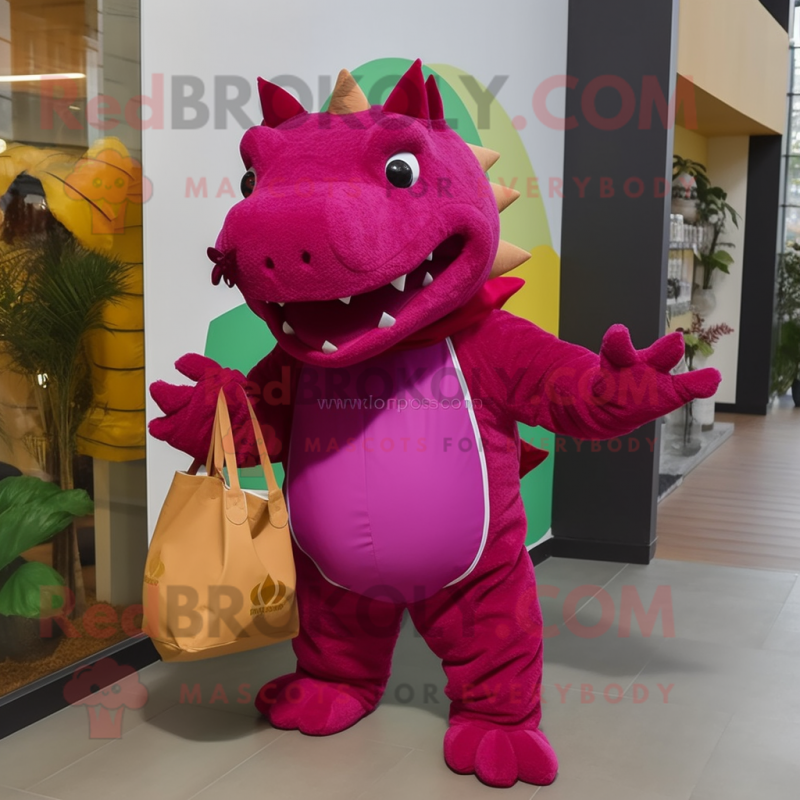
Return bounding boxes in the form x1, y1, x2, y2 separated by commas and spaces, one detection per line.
255, 674, 369, 736
445, 723, 559, 788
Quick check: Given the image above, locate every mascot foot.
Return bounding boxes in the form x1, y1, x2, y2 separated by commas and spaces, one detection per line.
255, 673, 370, 735
444, 723, 559, 788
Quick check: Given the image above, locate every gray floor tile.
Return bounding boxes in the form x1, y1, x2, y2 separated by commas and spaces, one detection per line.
132, 640, 297, 717
6, 557, 800, 800
191, 725, 411, 800
543, 688, 729, 800
541, 605, 664, 692
532, 769, 676, 800
0, 683, 174, 789
665, 589, 784, 648
355, 747, 537, 800
761, 595, 800, 653
593, 563, 792, 647
0, 788, 64, 800
391, 612, 447, 671
632, 637, 800, 722
761, 625, 800, 654
786, 576, 800, 605
584, 576, 785, 649
341, 702, 449, 752
29, 704, 283, 800
616, 560, 798, 605
534, 557, 626, 594
382, 662, 449, 721
770, 602, 800, 633
566, 582, 677, 642
690, 713, 800, 800
535, 558, 626, 627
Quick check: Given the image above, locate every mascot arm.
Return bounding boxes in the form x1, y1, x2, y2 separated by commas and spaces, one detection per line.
485, 311, 721, 439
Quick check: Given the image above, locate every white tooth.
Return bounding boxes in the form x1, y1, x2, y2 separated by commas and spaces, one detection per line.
321, 340, 338, 354
426, 252, 434, 261
422, 272, 434, 287
338, 296, 351, 305
282, 321, 295, 335
390, 274, 407, 292
277, 302, 285, 307
378, 312, 396, 329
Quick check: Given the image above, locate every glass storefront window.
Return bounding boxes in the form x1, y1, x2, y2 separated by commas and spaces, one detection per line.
0, 0, 146, 699
783, 4, 800, 242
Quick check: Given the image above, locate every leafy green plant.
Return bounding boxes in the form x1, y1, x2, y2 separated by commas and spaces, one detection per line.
0, 230, 131, 615
0, 475, 93, 618
673, 156, 740, 289
771, 245, 800, 396
672, 156, 711, 200
696, 184, 740, 289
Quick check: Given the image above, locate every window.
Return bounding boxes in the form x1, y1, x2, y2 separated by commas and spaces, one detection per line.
0, 0, 146, 699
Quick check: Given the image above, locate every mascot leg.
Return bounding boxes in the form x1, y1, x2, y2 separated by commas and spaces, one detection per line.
255, 548, 404, 735
408, 547, 558, 788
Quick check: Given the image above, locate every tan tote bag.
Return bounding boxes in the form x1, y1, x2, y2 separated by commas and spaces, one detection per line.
143, 386, 298, 661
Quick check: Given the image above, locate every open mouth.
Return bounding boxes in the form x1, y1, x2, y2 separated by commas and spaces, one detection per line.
264, 234, 465, 354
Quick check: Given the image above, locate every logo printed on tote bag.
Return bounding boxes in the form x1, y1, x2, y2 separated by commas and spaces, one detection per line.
144, 554, 165, 585
250, 574, 288, 616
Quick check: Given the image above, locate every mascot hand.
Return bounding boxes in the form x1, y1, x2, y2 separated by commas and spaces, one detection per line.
592, 325, 721, 425
149, 354, 255, 463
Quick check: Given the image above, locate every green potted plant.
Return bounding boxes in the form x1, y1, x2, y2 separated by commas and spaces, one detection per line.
0, 474, 93, 661
672, 155, 709, 224
672, 156, 740, 315
695, 184, 740, 289
771, 244, 800, 405
0, 230, 131, 616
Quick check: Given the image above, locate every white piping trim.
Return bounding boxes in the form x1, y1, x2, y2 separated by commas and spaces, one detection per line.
443, 337, 490, 588
527, 529, 553, 551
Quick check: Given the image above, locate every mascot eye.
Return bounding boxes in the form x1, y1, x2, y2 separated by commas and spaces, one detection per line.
385, 152, 420, 188
240, 169, 257, 198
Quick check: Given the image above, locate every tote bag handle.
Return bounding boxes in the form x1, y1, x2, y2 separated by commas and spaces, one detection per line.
204, 386, 288, 528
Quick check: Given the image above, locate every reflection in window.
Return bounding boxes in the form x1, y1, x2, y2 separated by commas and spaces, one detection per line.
0, 0, 146, 699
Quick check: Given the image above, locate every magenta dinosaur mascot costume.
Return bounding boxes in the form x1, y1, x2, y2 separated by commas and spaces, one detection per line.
150, 61, 720, 788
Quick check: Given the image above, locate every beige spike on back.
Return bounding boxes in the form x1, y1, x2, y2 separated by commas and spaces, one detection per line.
328, 69, 370, 114
491, 182, 520, 213
490, 240, 532, 278
468, 143, 500, 172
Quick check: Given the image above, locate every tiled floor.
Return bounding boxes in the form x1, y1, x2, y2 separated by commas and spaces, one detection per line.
2, 557, 800, 799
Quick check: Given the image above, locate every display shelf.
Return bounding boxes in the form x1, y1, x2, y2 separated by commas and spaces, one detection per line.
669, 242, 700, 252
667, 243, 694, 314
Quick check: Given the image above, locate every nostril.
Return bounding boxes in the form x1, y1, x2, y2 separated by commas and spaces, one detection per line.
265, 257, 275, 269
301, 251, 311, 264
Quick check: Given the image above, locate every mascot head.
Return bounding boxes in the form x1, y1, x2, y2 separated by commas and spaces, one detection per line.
211, 59, 528, 366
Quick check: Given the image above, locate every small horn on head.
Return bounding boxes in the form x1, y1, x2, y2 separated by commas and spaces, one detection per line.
328, 69, 370, 114
257, 78, 307, 128
425, 74, 444, 121
489, 240, 531, 278
383, 59, 429, 119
